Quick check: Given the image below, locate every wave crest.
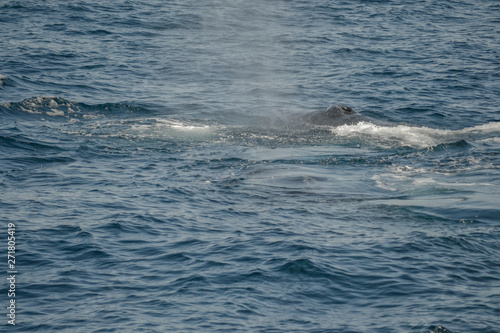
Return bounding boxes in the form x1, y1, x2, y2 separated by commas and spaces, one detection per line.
331, 121, 500, 149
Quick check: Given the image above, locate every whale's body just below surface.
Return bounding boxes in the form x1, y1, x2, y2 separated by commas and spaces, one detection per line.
301, 105, 372, 127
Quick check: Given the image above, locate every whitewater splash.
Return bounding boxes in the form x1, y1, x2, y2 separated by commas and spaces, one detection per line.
331, 121, 500, 149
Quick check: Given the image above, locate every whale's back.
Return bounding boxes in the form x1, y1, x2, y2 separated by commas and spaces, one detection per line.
302, 105, 369, 126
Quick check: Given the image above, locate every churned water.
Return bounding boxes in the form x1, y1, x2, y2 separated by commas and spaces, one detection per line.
1, 0, 499, 332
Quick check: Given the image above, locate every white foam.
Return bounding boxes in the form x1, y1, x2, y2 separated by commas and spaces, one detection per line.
477, 137, 500, 144
331, 121, 500, 149
371, 174, 399, 191
0, 74, 6, 85
129, 118, 214, 133
154, 119, 212, 131
47, 108, 65, 117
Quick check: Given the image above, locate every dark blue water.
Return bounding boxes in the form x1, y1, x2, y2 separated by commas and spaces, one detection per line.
1, 1, 500, 332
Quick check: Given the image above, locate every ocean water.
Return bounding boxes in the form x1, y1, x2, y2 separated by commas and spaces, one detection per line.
1, 0, 500, 332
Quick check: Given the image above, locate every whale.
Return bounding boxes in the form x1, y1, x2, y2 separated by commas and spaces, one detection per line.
429, 325, 454, 333
301, 105, 372, 127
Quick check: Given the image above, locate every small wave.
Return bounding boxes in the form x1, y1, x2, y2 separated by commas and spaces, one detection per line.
0, 74, 7, 86
331, 121, 500, 149
1, 96, 82, 117
0, 96, 153, 120
0, 134, 63, 152
278, 258, 333, 279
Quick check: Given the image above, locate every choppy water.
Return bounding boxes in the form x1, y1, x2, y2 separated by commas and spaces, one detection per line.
1, 1, 500, 332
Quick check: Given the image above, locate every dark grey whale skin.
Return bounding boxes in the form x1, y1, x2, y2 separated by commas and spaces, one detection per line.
429, 325, 454, 333
301, 105, 372, 127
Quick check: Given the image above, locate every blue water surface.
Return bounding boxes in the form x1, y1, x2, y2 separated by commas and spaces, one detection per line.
1, 0, 500, 332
